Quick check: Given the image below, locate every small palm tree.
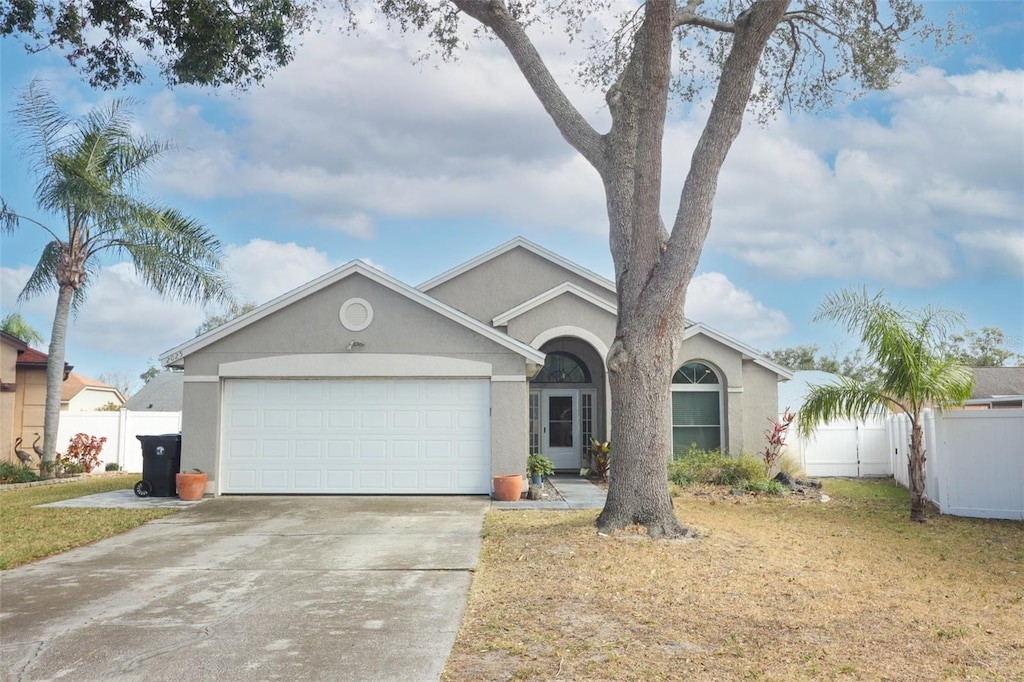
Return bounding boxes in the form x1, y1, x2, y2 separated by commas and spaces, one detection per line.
1, 80, 230, 475
0, 312, 45, 346
798, 288, 974, 521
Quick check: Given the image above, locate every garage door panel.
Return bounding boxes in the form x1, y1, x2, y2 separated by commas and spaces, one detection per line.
222, 379, 491, 494
328, 411, 355, 429
263, 410, 290, 429
295, 411, 323, 428
361, 411, 387, 429
327, 441, 355, 459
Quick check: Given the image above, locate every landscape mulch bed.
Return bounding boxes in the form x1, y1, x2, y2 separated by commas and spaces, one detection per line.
444, 479, 1023, 681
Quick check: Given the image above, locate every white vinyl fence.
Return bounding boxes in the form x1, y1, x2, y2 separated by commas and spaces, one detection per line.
787, 417, 890, 478
790, 407, 1024, 520
889, 408, 1024, 520
56, 411, 182, 473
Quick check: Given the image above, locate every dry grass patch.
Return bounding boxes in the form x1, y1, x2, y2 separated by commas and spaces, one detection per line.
1, 475, 177, 569
443, 479, 1023, 681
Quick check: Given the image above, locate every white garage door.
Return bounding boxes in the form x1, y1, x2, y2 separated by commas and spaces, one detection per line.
221, 379, 490, 494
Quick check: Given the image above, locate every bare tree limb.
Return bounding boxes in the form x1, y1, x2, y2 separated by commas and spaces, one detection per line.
452, 0, 606, 170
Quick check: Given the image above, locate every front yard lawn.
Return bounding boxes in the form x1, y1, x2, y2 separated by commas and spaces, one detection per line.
444, 478, 1023, 681
1, 475, 178, 569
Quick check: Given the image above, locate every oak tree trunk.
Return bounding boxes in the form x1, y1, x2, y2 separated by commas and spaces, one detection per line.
456, 0, 791, 535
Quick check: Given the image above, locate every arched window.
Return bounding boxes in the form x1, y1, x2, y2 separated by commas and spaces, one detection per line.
532, 351, 592, 384
671, 362, 722, 454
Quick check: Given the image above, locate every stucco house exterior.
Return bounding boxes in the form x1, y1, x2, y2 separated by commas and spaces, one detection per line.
61, 372, 125, 411
161, 237, 791, 496
1, 332, 72, 465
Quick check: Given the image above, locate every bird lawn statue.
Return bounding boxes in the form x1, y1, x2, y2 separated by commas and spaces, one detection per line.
32, 433, 44, 460
14, 438, 33, 465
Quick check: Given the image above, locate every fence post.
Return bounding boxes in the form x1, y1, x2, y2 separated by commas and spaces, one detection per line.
117, 408, 128, 469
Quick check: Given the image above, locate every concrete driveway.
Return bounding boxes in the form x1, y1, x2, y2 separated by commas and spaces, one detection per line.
0, 496, 488, 682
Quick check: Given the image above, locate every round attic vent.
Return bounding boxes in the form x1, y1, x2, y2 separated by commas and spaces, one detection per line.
339, 298, 373, 332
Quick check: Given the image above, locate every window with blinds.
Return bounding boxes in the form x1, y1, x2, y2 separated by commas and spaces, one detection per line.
671, 362, 722, 455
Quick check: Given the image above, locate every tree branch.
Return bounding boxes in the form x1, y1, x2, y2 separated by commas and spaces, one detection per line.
656, 0, 790, 302
452, 0, 606, 170
673, 1, 735, 33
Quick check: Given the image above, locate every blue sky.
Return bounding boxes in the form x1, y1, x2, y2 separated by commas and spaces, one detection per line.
1, 1, 1022, 391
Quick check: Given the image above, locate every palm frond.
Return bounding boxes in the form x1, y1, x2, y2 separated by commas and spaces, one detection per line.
115, 207, 232, 306
797, 378, 893, 437
16, 241, 62, 302
12, 79, 74, 173
804, 286, 975, 437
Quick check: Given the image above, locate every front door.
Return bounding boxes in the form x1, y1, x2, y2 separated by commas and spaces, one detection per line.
542, 389, 579, 470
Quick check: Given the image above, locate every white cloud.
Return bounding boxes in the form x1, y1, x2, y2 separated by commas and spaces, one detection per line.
689, 68, 1024, 285
224, 239, 339, 304
685, 273, 790, 347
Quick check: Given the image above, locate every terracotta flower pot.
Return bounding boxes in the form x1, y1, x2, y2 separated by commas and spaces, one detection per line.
176, 472, 208, 501
492, 475, 523, 501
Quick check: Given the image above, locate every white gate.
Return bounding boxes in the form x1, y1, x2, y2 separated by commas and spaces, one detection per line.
789, 416, 890, 478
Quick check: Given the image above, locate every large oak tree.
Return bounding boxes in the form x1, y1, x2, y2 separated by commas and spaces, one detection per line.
2, 0, 959, 532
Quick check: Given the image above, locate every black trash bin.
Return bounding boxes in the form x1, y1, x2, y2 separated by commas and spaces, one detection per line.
134, 434, 182, 497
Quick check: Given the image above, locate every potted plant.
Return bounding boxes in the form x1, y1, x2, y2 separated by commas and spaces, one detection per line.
492, 474, 523, 501
526, 453, 555, 485
176, 468, 208, 501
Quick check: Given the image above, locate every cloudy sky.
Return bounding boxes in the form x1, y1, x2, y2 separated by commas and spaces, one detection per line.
1, 1, 1022, 391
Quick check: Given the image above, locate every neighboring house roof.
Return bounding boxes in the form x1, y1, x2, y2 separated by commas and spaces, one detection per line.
61, 372, 125, 404
160, 260, 546, 367
971, 366, 1024, 399
418, 236, 617, 295
14, 346, 73, 379
1, 331, 29, 352
969, 367, 1024, 404
125, 371, 184, 411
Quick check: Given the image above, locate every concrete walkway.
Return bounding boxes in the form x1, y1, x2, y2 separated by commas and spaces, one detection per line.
491, 474, 607, 510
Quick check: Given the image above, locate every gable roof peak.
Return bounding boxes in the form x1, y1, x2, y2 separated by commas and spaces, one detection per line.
417, 235, 616, 294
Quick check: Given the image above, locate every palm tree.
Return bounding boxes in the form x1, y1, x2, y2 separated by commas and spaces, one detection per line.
798, 288, 974, 521
0, 312, 45, 346
0, 80, 230, 476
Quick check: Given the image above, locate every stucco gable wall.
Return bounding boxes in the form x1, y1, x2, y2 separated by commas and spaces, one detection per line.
504, 292, 617, 351
424, 246, 615, 324
741, 360, 782, 456
183, 273, 530, 376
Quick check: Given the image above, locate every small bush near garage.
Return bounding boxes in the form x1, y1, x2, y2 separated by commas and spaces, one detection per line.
0, 462, 40, 485
668, 448, 768, 487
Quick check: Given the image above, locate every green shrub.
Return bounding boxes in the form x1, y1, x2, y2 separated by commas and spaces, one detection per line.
105, 462, 120, 471
0, 462, 41, 484
668, 447, 767, 487
740, 479, 787, 495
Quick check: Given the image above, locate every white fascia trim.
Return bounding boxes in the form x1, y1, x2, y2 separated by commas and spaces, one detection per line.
491, 375, 526, 382
682, 323, 794, 380
218, 354, 495, 378
418, 237, 616, 295
183, 375, 220, 383
531, 326, 610, 362
160, 261, 545, 367
493, 282, 617, 326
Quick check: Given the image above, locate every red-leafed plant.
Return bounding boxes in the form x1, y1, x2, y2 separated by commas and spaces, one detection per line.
760, 408, 795, 478
64, 433, 107, 473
